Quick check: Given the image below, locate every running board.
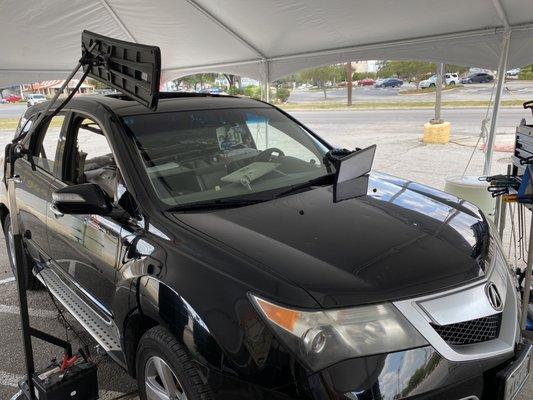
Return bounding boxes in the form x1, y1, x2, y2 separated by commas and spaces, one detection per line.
35, 266, 122, 353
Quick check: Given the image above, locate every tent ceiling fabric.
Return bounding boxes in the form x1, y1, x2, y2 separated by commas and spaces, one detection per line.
1, 0, 533, 87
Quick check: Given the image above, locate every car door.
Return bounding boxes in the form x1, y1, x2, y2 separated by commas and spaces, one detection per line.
46, 112, 122, 318
14, 113, 69, 262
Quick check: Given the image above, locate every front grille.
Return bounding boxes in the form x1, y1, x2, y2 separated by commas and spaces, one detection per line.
430, 314, 502, 345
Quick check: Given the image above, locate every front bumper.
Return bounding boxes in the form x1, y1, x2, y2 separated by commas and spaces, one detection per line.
204, 343, 526, 399
320, 343, 531, 400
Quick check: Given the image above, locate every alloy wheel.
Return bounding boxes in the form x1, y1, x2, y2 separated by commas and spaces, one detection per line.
144, 356, 188, 400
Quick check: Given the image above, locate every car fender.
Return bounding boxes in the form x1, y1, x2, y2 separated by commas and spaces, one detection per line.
136, 275, 224, 371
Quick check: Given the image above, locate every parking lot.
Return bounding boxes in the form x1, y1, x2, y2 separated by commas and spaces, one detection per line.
288, 80, 533, 103
0, 105, 532, 399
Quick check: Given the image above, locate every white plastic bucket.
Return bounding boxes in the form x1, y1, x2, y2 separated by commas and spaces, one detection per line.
444, 176, 496, 218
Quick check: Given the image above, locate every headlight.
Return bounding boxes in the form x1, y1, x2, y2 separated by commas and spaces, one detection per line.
250, 295, 428, 371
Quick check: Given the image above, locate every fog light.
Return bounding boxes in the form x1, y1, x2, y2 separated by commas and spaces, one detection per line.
303, 328, 327, 354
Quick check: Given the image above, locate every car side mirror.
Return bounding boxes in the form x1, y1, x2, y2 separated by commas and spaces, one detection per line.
52, 183, 112, 215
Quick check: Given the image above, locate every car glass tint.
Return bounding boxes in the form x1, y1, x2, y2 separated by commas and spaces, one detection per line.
122, 107, 329, 207
33, 115, 65, 176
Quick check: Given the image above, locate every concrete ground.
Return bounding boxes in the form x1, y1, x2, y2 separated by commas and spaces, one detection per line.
0, 107, 532, 399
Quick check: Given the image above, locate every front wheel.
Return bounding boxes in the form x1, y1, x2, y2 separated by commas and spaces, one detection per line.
3, 215, 40, 290
137, 326, 212, 400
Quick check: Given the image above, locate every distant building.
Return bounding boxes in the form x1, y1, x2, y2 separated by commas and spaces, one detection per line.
351, 60, 379, 73
22, 80, 95, 98
241, 77, 260, 88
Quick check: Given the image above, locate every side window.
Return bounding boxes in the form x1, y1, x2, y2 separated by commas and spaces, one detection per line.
15, 114, 37, 139
72, 117, 117, 200
33, 115, 65, 176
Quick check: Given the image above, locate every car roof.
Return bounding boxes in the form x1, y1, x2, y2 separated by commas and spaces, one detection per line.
28, 93, 271, 118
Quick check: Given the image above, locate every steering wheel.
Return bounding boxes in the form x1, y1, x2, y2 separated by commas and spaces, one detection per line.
255, 147, 285, 162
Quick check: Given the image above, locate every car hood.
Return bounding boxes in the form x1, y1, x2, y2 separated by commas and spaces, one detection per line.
174, 172, 489, 308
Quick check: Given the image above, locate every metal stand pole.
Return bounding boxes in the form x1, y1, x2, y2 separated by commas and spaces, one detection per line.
7, 175, 36, 399
521, 212, 533, 330
483, 31, 511, 176
497, 165, 512, 238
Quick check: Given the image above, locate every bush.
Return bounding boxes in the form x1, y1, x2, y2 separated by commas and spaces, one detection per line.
243, 85, 262, 99
519, 69, 533, 80
275, 87, 291, 103
228, 86, 243, 96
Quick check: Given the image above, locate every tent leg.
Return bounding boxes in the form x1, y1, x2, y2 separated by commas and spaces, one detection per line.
262, 60, 270, 102
483, 31, 511, 176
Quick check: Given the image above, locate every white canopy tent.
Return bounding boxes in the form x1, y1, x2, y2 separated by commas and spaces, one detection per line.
1, 0, 533, 172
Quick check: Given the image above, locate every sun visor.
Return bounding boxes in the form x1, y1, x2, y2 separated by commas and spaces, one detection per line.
81, 30, 161, 110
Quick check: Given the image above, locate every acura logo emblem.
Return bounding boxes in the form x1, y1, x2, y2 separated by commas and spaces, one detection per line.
486, 283, 503, 311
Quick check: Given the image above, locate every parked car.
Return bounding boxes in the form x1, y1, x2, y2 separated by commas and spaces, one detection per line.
419, 73, 460, 88
357, 78, 375, 86
4, 94, 22, 103
507, 68, 521, 77
461, 72, 494, 84
25, 93, 47, 107
374, 77, 403, 88
2, 93, 528, 400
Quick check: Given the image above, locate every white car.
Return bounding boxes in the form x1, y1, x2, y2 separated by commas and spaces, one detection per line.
419, 73, 460, 88
26, 93, 47, 107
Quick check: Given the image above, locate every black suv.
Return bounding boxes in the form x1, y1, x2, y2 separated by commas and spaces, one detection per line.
1, 93, 527, 399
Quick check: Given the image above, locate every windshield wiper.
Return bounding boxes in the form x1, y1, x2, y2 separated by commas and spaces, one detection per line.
275, 174, 335, 198
167, 197, 266, 212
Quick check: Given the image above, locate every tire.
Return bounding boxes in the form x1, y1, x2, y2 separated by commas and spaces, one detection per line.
3, 215, 41, 290
137, 326, 213, 400
449, 81, 455, 85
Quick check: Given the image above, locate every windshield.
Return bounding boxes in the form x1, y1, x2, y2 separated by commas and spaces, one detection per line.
32, 95, 45, 99
122, 107, 331, 207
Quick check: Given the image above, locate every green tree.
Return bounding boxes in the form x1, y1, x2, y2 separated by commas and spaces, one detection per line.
173, 73, 217, 91
298, 65, 340, 99
519, 65, 533, 80
377, 61, 468, 85
377, 61, 434, 85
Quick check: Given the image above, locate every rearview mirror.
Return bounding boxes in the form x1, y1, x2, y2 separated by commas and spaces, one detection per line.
52, 183, 112, 215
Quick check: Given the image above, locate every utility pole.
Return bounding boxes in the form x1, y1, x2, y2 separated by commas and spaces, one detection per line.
432, 63, 444, 124
347, 62, 353, 106
422, 62, 450, 144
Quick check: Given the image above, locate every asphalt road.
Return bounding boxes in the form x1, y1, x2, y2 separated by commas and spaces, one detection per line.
292, 107, 530, 137
0, 233, 138, 399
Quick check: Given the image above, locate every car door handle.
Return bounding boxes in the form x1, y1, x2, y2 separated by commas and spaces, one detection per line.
49, 203, 64, 218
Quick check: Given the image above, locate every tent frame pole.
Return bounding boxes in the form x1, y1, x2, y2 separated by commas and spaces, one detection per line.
483, 31, 511, 176
263, 60, 270, 102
